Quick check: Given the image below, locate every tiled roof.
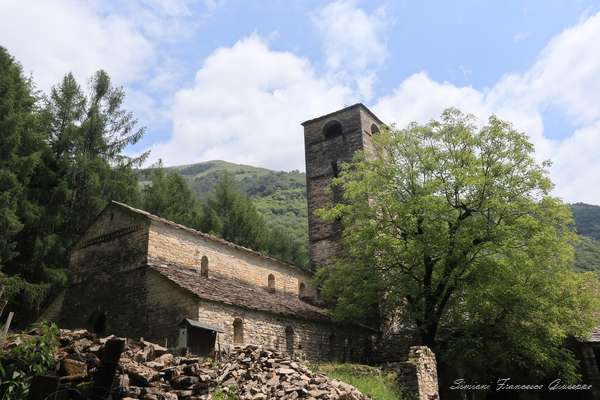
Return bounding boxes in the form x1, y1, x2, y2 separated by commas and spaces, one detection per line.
111, 201, 309, 275
148, 258, 330, 322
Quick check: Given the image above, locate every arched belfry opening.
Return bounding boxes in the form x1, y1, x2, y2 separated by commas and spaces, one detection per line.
370, 123, 380, 135
322, 119, 343, 138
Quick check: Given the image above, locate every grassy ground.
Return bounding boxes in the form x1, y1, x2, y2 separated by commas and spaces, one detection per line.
310, 363, 405, 400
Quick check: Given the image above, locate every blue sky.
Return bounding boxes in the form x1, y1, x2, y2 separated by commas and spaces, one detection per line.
2, 0, 600, 203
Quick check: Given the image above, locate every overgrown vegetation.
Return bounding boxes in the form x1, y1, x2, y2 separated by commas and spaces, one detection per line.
310, 363, 403, 400
211, 386, 240, 400
0, 47, 309, 325
316, 109, 600, 385
0, 47, 145, 325
0, 322, 59, 400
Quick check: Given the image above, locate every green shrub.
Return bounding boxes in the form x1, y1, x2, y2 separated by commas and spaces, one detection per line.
212, 386, 240, 400
311, 362, 405, 400
0, 322, 59, 400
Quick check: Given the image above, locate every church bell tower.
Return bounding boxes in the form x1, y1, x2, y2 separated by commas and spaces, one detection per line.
302, 103, 383, 269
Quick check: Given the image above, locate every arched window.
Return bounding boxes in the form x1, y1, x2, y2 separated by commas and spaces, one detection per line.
268, 274, 275, 292
322, 120, 343, 138
200, 255, 209, 277
299, 282, 306, 298
285, 326, 295, 355
233, 318, 243, 345
370, 123, 380, 135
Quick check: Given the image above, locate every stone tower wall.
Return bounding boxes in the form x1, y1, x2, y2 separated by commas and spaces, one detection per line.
303, 104, 381, 269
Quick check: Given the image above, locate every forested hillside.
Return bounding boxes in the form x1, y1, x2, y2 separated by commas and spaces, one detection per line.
572, 203, 600, 274
139, 160, 309, 257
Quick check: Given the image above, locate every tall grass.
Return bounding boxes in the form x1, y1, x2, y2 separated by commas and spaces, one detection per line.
311, 363, 405, 400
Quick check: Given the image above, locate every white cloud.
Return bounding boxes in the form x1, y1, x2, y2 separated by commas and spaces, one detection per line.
0, 0, 154, 91
373, 11, 600, 203
148, 35, 353, 170
313, 0, 388, 100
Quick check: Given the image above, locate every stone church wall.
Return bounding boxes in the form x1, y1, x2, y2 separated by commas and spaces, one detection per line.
60, 204, 152, 336
195, 298, 374, 362
147, 220, 315, 297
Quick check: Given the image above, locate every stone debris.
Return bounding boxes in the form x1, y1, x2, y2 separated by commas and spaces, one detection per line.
46, 329, 370, 399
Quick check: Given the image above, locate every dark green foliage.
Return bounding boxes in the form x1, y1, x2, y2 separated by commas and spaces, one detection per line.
201, 174, 265, 250
317, 109, 600, 384
574, 236, 600, 274
0, 47, 43, 269
141, 161, 309, 268
199, 174, 308, 267
0, 322, 59, 400
0, 47, 146, 324
572, 203, 600, 240
141, 161, 202, 229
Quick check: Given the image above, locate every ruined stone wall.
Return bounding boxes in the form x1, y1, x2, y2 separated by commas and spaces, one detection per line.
194, 298, 373, 362
397, 346, 440, 400
147, 221, 314, 297
303, 104, 381, 269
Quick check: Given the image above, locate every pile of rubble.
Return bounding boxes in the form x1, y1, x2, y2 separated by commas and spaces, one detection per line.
51, 329, 369, 399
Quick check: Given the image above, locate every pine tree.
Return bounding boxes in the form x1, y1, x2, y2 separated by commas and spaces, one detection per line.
142, 161, 202, 228
201, 174, 266, 250
0, 46, 51, 311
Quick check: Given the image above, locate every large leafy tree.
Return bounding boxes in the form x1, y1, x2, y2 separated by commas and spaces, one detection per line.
317, 109, 600, 381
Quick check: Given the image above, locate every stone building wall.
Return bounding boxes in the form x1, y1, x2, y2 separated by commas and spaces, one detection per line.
302, 104, 381, 269
147, 220, 314, 297
69, 204, 150, 284
195, 298, 373, 362
143, 270, 201, 347
60, 203, 152, 336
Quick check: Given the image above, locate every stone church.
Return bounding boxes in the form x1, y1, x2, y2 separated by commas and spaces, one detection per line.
57, 103, 389, 362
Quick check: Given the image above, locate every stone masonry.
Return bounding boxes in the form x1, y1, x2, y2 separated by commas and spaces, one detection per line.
397, 346, 440, 400
58, 201, 374, 362
302, 103, 383, 269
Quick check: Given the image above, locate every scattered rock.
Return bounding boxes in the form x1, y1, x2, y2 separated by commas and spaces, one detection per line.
14, 328, 370, 399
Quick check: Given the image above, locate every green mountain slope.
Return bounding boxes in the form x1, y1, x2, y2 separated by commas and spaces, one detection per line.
572, 203, 600, 240
571, 203, 600, 275
139, 160, 309, 250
